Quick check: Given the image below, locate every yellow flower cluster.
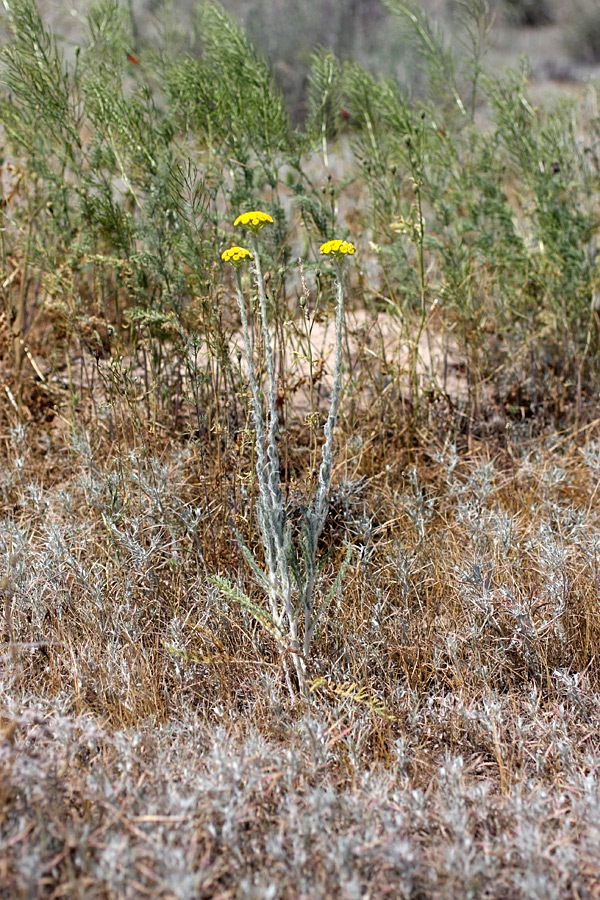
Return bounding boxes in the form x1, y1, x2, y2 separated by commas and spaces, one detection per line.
319, 239, 356, 258
234, 211, 274, 232
221, 246, 254, 267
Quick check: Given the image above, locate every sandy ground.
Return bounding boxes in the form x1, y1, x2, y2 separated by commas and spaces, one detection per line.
223, 299, 467, 423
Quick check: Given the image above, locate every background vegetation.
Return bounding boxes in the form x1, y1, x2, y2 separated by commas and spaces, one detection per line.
2, 0, 600, 896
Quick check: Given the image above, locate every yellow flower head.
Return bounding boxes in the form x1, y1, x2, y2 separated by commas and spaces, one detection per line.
221, 246, 254, 268
233, 210, 274, 234
320, 239, 356, 259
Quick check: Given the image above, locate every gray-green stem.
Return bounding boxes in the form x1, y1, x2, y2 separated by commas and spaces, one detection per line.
249, 235, 282, 526
313, 262, 345, 531
234, 270, 278, 616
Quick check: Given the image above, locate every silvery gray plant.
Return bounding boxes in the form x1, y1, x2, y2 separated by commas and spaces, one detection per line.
215, 219, 355, 693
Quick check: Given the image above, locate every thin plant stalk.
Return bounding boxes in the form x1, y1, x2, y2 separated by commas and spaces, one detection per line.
233, 266, 305, 691
249, 234, 283, 520
302, 262, 346, 656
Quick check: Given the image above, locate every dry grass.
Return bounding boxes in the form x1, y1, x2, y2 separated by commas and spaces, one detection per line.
2, 383, 600, 896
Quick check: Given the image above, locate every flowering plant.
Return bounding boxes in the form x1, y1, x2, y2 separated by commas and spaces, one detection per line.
217, 216, 355, 694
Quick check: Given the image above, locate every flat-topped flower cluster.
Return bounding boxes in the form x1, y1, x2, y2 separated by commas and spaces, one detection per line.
233, 210, 274, 233
221, 246, 254, 267
319, 239, 356, 258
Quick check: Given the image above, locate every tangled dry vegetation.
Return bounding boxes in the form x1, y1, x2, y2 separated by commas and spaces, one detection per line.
2, 397, 600, 897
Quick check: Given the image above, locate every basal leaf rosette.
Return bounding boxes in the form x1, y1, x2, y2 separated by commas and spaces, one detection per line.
233, 211, 274, 235
320, 239, 356, 260
221, 246, 254, 269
